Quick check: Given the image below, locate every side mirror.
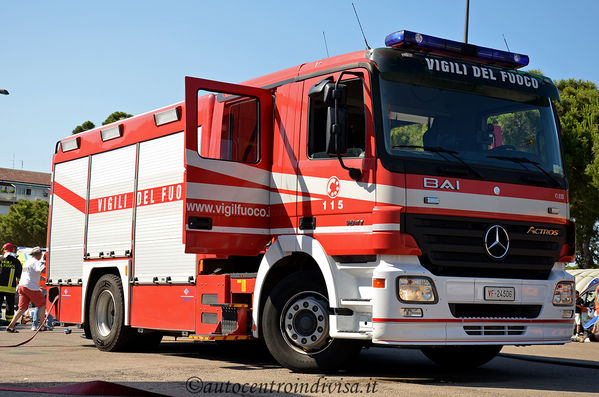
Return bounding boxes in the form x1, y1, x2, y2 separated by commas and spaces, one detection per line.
308, 72, 362, 182
308, 77, 333, 100
309, 78, 349, 156
326, 106, 347, 155
322, 82, 346, 107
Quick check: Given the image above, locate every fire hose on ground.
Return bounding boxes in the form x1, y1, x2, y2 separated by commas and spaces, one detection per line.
0, 294, 59, 348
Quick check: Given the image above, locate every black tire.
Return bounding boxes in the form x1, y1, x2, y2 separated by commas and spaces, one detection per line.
82, 322, 92, 339
262, 271, 362, 372
421, 345, 502, 368
89, 274, 135, 351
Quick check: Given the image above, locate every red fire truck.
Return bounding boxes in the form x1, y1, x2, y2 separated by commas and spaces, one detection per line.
47, 30, 576, 371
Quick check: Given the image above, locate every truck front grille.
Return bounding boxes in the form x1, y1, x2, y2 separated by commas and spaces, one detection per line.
404, 214, 566, 280
463, 325, 526, 336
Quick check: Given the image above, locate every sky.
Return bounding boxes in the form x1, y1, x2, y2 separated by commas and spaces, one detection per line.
1, 0, 598, 173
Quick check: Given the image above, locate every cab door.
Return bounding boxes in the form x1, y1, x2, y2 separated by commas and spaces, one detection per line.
184, 77, 273, 256
295, 69, 377, 256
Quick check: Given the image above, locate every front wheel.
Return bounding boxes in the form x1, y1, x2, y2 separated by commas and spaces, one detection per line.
262, 271, 362, 372
89, 274, 135, 351
421, 345, 502, 368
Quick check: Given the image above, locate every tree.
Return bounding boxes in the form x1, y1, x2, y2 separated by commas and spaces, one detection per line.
0, 200, 49, 247
102, 111, 132, 126
390, 123, 428, 147
72, 121, 95, 135
72, 112, 132, 135
554, 79, 599, 268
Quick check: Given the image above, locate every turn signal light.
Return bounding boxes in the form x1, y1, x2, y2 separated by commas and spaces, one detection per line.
373, 278, 386, 289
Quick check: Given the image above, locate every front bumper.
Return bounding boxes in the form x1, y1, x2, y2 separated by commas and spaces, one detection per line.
371, 256, 574, 345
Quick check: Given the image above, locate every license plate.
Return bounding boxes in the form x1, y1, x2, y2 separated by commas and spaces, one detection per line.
484, 286, 515, 301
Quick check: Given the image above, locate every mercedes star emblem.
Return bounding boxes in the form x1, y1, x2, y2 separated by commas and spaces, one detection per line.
484, 225, 510, 259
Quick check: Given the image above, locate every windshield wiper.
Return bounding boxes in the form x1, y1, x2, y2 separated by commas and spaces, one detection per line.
487, 155, 561, 187
393, 145, 484, 179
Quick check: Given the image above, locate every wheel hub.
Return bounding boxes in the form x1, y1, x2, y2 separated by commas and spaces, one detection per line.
96, 290, 116, 337
282, 294, 329, 352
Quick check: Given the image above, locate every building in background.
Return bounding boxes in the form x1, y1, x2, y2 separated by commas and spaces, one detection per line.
0, 168, 51, 215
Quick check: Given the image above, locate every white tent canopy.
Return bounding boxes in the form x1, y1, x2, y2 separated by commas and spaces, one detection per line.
567, 269, 599, 293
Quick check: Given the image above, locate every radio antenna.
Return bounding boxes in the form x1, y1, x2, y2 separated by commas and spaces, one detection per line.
502, 34, 511, 52
322, 31, 331, 58
352, 3, 370, 50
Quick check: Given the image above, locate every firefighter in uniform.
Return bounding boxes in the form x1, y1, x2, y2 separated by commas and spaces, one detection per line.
0, 243, 22, 323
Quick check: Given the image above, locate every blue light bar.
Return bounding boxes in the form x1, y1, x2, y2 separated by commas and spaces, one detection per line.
384, 30, 529, 69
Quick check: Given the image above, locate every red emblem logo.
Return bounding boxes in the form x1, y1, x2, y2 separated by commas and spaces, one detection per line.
327, 176, 340, 199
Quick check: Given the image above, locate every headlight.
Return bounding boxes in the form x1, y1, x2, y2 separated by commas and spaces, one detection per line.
397, 276, 437, 303
553, 281, 574, 306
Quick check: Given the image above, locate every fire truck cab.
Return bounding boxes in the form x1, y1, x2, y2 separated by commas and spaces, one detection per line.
48, 30, 576, 371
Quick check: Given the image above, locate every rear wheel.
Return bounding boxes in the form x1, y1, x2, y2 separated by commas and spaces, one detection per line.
89, 274, 135, 351
421, 345, 502, 368
262, 271, 362, 372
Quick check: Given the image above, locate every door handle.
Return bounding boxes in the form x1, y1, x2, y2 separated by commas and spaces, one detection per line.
299, 217, 316, 230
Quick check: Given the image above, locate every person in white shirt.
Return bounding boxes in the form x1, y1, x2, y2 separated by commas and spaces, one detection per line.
5, 247, 47, 333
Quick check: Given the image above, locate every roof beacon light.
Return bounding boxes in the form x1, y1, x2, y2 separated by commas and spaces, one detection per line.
385, 30, 529, 69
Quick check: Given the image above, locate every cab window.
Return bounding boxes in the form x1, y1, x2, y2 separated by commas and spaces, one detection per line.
307, 78, 366, 159
199, 97, 259, 163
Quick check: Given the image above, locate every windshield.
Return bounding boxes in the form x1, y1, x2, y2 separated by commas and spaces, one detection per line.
380, 79, 565, 182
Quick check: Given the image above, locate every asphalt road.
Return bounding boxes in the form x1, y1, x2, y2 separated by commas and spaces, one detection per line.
0, 326, 597, 397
